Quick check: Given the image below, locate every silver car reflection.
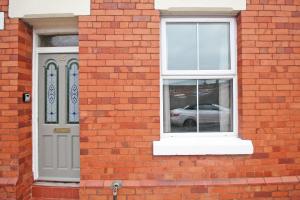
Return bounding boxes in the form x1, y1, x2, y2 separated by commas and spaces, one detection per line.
170, 104, 230, 128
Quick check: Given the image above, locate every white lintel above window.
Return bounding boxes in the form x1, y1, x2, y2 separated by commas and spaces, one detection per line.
9, 0, 90, 18
155, 0, 246, 15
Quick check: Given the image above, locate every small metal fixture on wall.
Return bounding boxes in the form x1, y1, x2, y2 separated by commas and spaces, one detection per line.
111, 181, 122, 200
0, 12, 4, 30
23, 93, 31, 103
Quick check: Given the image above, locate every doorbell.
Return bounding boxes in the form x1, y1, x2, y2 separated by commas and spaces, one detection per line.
23, 93, 31, 103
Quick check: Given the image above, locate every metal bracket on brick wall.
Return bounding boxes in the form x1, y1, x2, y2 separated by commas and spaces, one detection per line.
111, 180, 122, 200
0, 12, 4, 30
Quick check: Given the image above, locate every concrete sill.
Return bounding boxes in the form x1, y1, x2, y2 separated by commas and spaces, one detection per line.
153, 137, 254, 156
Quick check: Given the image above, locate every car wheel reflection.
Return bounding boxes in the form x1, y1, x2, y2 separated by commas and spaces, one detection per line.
183, 119, 196, 128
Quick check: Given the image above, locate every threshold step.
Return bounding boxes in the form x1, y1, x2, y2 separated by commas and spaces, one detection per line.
32, 183, 79, 199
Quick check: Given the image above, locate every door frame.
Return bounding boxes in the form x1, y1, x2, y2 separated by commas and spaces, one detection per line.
32, 29, 79, 181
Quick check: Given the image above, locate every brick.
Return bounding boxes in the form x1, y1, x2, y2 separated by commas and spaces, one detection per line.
254, 192, 272, 197
133, 16, 150, 22
190, 186, 208, 193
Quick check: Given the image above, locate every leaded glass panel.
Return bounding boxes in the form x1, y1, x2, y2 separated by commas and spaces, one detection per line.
67, 59, 79, 123
45, 60, 59, 123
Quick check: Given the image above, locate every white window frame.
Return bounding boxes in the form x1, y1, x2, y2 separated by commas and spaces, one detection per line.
160, 17, 238, 138
161, 17, 237, 76
154, 16, 253, 155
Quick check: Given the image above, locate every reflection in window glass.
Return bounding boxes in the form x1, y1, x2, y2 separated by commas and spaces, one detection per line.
166, 22, 230, 71
163, 80, 197, 133
39, 35, 78, 47
198, 79, 233, 132
163, 79, 233, 133
167, 23, 198, 70
198, 23, 230, 70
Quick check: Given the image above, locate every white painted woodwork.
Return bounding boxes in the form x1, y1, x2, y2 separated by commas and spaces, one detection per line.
0, 12, 4, 30
153, 137, 254, 155
9, 0, 90, 18
155, 0, 246, 15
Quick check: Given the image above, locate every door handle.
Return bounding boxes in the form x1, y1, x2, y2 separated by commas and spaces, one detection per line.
53, 128, 71, 133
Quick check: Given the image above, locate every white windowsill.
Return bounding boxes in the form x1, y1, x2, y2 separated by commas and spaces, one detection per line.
153, 137, 253, 155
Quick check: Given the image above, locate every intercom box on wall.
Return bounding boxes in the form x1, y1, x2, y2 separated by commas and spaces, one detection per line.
23, 93, 31, 103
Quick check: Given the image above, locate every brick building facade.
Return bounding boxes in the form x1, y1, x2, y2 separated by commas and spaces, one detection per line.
0, 0, 300, 199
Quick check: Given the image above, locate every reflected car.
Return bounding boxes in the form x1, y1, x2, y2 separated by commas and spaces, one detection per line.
170, 104, 230, 128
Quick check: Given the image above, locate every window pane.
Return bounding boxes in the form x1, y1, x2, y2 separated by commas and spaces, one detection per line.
163, 80, 197, 133
67, 58, 79, 124
45, 60, 59, 123
166, 23, 197, 70
198, 79, 233, 132
198, 23, 230, 70
163, 79, 233, 133
39, 35, 78, 47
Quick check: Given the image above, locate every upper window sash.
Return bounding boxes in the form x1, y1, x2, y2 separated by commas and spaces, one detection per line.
161, 17, 237, 76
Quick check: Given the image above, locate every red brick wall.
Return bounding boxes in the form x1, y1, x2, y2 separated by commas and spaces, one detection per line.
0, 0, 33, 199
79, 0, 160, 181
80, 181, 300, 200
78, 0, 300, 199
0, 0, 20, 181
0, 0, 299, 199
238, 0, 300, 177
16, 20, 33, 200
239, 0, 300, 176
0, 184, 16, 200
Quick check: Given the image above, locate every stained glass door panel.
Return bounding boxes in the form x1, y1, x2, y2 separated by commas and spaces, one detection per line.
45, 60, 59, 123
67, 59, 79, 123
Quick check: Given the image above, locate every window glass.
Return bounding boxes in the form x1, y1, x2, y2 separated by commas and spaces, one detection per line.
45, 60, 59, 123
163, 79, 233, 133
39, 35, 78, 47
166, 22, 230, 71
198, 23, 230, 70
163, 80, 197, 133
166, 23, 198, 70
198, 79, 233, 132
67, 59, 79, 124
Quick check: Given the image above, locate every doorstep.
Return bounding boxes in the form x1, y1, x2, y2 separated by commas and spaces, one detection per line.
32, 181, 79, 200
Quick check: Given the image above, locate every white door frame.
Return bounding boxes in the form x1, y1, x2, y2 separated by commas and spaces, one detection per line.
32, 29, 79, 181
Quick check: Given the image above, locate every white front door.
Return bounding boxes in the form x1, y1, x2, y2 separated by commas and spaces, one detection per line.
38, 53, 80, 181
